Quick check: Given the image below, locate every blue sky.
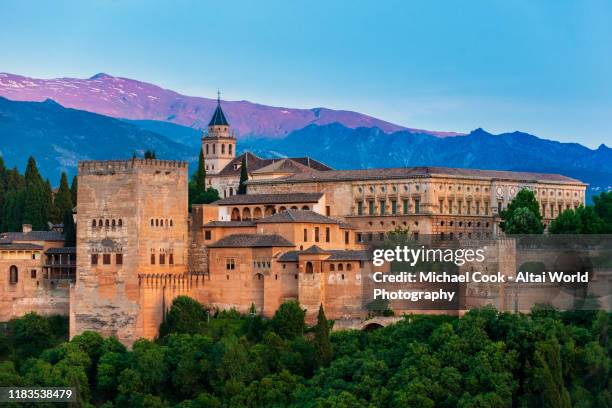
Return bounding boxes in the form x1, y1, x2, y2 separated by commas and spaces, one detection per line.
1, 0, 611, 147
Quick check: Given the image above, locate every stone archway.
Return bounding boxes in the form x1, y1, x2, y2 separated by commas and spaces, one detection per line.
242, 207, 252, 220
302, 205, 310, 210
253, 207, 263, 219
290, 206, 298, 210
279, 206, 287, 212
231, 208, 241, 221
264, 206, 276, 216
305, 261, 314, 274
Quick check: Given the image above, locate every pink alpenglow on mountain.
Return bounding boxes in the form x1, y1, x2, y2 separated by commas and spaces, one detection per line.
0, 72, 461, 138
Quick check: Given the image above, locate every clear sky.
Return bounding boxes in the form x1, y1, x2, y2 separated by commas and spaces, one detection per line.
1, 0, 611, 147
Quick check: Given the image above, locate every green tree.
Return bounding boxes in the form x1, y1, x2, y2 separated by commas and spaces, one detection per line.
54, 172, 73, 223
188, 149, 220, 207
530, 338, 571, 408
593, 191, 612, 232
314, 304, 332, 367
159, 296, 209, 338
271, 301, 305, 339
500, 189, 544, 234
22, 157, 49, 230
238, 155, 248, 195
194, 148, 206, 193
9, 312, 55, 359
549, 208, 581, 234
549, 206, 605, 234
70, 175, 78, 208
144, 150, 157, 159
63, 209, 76, 246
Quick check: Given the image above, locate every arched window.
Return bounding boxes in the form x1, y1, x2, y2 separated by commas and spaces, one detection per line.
206, 144, 209, 155
118, 219, 123, 227
9, 265, 18, 284
305, 261, 314, 274
105, 219, 110, 227
92, 219, 96, 227
99, 219, 103, 227
338, 264, 344, 271
229, 144, 233, 155
213, 144, 216, 154
155, 219, 159, 227
112, 219, 116, 227
222, 144, 225, 154
330, 264, 335, 271
151, 219, 154, 227
170, 219, 173, 227
302, 205, 310, 210
229, 187, 233, 196
347, 264, 352, 271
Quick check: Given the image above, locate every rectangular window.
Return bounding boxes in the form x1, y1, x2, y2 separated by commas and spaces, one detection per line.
357, 201, 363, 215
558, 204, 562, 214
356, 233, 362, 243
103, 254, 111, 265
367, 233, 373, 242
151, 254, 155, 265
476, 201, 480, 215
457, 201, 462, 214
550, 204, 554, 217
116, 254, 123, 265
169, 254, 174, 265
325, 227, 330, 242
439, 200, 444, 214
226, 258, 235, 270
403, 199, 409, 215
498, 201, 503, 213
326, 206, 331, 216
204, 230, 212, 240
303, 228, 308, 241
484, 202, 489, 215
379, 232, 385, 241
345, 231, 349, 245
379, 200, 386, 215
466, 202, 471, 215
315, 227, 320, 242
91, 254, 98, 265
414, 199, 420, 214
368, 200, 375, 215
31, 269, 37, 279
414, 232, 419, 241
160, 254, 166, 265
391, 200, 397, 215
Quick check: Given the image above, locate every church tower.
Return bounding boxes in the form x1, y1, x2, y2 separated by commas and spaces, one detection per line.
202, 92, 236, 175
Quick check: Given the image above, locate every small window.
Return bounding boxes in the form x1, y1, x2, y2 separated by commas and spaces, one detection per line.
347, 264, 352, 271
169, 254, 174, 265
330, 264, 335, 271
170, 219, 173, 227
118, 219, 123, 227
160, 254, 166, 265
303, 228, 308, 242
155, 219, 159, 227
204, 230, 212, 240
338, 264, 344, 271
103, 254, 111, 265
116, 254, 123, 265
105, 219, 110, 227
91, 254, 99, 265
92, 219, 97, 227
325, 227, 330, 243
151, 219, 154, 227
226, 258, 235, 270
112, 219, 116, 227
345, 231, 349, 245
315, 227, 320, 242
9, 265, 18, 284
31, 269, 37, 279
150, 254, 156, 265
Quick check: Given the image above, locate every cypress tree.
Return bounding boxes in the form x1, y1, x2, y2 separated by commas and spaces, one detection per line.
54, 172, 73, 223
70, 175, 78, 208
314, 304, 332, 367
62, 209, 76, 247
22, 157, 48, 231
44, 179, 55, 227
238, 155, 248, 195
195, 148, 206, 192
2, 168, 24, 232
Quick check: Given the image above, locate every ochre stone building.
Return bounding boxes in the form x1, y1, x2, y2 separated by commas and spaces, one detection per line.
2, 98, 589, 345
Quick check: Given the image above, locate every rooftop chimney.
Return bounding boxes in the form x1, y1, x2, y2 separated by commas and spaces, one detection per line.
22, 224, 32, 233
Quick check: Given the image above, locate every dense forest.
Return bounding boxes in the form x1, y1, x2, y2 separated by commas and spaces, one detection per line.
0, 298, 610, 408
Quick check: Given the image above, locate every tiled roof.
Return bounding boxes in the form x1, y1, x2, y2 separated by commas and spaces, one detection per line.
278, 249, 371, 262
46, 247, 76, 254
248, 166, 584, 185
256, 209, 341, 224
252, 159, 319, 175
208, 233, 295, 248
203, 221, 256, 227
216, 152, 332, 177
0, 231, 65, 242
214, 193, 323, 206
0, 243, 44, 251
301, 245, 328, 254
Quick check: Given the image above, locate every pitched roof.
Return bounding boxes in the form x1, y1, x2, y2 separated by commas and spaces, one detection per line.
0, 243, 44, 251
0, 231, 65, 242
252, 159, 319, 175
215, 152, 332, 177
301, 245, 329, 254
214, 193, 323, 206
208, 233, 295, 248
203, 220, 256, 227
278, 249, 371, 262
255, 209, 341, 224
208, 101, 229, 126
45, 246, 76, 254
248, 166, 585, 185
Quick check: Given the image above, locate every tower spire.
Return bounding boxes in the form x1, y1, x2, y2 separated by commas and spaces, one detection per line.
217, 89, 221, 105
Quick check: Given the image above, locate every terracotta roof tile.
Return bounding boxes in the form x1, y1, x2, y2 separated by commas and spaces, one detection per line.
215, 193, 323, 206
208, 233, 295, 248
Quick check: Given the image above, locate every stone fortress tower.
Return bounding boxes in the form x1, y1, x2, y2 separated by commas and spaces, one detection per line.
202, 92, 236, 176
71, 159, 189, 345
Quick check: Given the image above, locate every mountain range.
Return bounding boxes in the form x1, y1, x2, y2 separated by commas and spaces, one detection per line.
0, 72, 610, 201
0, 72, 461, 138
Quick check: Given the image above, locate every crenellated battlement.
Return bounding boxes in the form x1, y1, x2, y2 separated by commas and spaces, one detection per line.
78, 159, 188, 175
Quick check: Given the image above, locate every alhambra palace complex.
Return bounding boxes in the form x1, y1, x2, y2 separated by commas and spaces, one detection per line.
0, 100, 588, 345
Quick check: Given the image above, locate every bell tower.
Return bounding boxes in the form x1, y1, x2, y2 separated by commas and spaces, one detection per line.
202, 91, 236, 175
